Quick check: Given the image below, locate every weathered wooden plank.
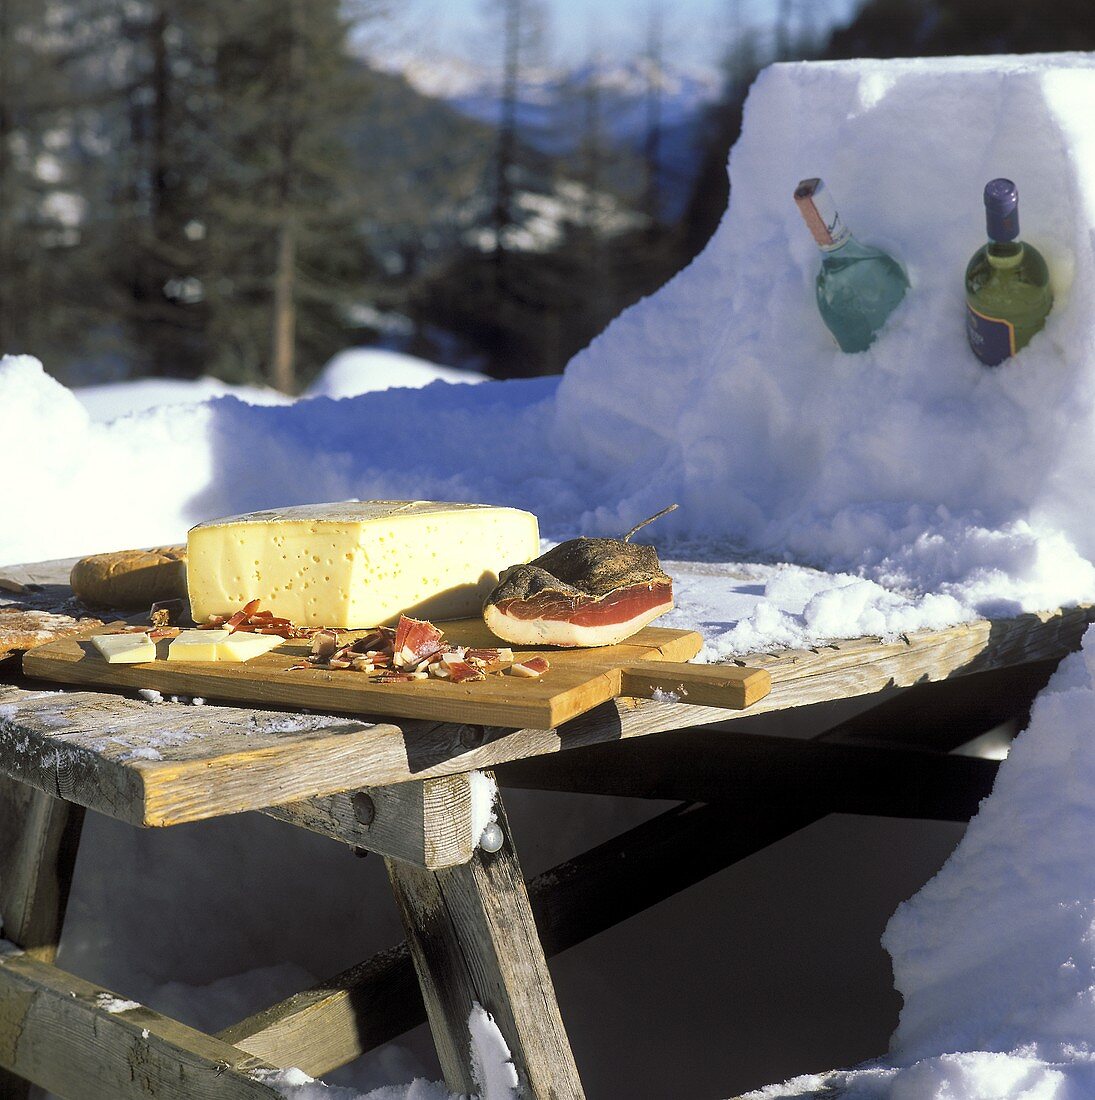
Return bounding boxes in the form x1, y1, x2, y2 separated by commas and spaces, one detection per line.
218, 941, 420, 1075
222, 798, 834, 1078
0, 777, 84, 963
0, 946, 284, 1100
816, 659, 1058, 753
387, 790, 584, 1098
0, 607, 1088, 827
494, 728, 1001, 818
0, 775, 86, 1098
263, 773, 480, 868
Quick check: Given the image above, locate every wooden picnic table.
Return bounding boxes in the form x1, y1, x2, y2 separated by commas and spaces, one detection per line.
0, 554, 1090, 1099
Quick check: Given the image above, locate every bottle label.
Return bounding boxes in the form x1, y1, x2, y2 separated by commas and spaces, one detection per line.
809, 182, 850, 251
966, 304, 1016, 366
795, 179, 851, 251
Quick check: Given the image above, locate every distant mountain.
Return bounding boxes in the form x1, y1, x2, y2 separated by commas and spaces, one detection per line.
367, 51, 723, 219
348, 65, 643, 267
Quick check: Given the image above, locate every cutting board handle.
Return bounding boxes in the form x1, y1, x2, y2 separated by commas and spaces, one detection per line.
617, 662, 771, 711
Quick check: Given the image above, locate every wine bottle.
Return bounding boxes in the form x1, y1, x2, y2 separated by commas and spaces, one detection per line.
794, 177, 909, 353
965, 178, 1052, 366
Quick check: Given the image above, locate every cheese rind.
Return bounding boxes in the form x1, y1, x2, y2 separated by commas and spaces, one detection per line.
217, 633, 285, 662
186, 501, 540, 628
91, 633, 156, 664
167, 629, 231, 662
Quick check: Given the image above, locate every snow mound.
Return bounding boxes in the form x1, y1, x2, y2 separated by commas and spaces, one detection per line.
743, 622, 1095, 1099
74, 376, 292, 422
886, 625, 1095, 1065
555, 53, 1095, 616
306, 348, 487, 399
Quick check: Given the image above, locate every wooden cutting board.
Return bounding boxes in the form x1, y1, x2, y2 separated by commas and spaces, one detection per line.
23, 620, 771, 729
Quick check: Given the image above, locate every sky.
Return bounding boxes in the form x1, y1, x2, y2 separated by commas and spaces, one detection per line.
373, 0, 864, 73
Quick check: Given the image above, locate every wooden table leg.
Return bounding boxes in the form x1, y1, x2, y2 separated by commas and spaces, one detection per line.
386, 781, 584, 1099
0, 774, 85, 1098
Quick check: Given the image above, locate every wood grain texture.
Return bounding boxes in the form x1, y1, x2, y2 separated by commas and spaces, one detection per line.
387, 792, 584, 1098
23, 620, 712, 728
0, 947, 283, 1100
0, 607, 1089, 827
0, 777, 84, 962
0, 777, 85, 1098
264, 773, 478, 868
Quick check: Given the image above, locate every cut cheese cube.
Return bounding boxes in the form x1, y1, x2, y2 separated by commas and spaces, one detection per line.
217, 632, 285, 663
187, 501, 540, 628
167, 629, 231, 662
91, 632, 156, 664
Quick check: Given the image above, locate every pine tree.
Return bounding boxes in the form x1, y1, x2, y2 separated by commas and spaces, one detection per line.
200, 0, 371, 393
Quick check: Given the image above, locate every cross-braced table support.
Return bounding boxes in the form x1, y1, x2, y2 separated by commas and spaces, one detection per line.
0, 764, 584, 1099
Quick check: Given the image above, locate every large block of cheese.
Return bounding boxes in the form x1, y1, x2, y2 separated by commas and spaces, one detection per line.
187, 501, 540, 628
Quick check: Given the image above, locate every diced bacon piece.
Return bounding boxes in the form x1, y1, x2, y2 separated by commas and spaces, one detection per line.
351, 653, 391, 671
466, 647, 514, 673
311, 629, 340, 662
392, 615, 445, 669
431, 650, 485, 683
327, 655, 356, 669
201, 615, 228, 628
148, 627, 181, 640
509, 656, 550, 679
247, 610, 275, 625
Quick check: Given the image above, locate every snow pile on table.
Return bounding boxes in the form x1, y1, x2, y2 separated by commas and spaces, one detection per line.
742, 623, 1095, 1100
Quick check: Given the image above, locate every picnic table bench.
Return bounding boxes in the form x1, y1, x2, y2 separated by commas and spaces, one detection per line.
0, 554, 1090, 1099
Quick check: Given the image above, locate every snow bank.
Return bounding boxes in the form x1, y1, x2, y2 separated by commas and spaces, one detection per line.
742, 623, 1095, 1100
557, 52, 1095, 619
74, 376, 292, 421
306, 348, 488, 399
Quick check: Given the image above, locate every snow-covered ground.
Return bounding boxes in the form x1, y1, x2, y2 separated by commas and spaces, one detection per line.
8, 51, 1095, 1100
71, 348, 486, 422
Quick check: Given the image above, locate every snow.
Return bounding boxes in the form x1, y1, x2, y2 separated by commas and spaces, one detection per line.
8, 51, 1095, 1100
94, 992, 142, 1013
305, 349, 488, 399
467, 1004, 519, 1099
468, 770, 498, 842
73, 375, 292, 421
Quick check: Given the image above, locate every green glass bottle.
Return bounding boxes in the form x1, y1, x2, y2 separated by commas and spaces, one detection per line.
794, 177, 909, 353
965, 178, 1052, 366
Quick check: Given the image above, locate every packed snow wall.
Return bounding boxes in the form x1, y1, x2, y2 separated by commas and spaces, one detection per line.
555, 54, 1095, 612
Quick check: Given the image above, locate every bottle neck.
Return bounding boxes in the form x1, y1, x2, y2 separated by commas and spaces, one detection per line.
820, 232, 871, 259
987, 240, 1024, 270
795, 179, 851, 251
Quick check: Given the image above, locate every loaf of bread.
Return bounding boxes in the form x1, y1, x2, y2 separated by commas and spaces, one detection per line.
70, 546, 188, 610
